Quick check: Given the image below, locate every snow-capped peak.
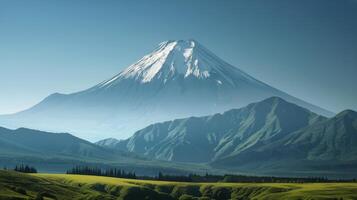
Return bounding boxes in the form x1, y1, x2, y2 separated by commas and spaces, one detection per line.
99, 39, 258, 87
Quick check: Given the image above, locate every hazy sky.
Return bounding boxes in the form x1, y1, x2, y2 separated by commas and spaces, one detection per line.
0, 0, 356, 114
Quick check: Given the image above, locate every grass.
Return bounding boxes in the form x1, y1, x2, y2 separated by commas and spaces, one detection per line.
1, 170, 357, 200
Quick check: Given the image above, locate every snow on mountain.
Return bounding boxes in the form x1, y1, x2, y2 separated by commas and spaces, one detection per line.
96, 40, 263, 88
95, 138, 121, 147
0, 39, 334, 141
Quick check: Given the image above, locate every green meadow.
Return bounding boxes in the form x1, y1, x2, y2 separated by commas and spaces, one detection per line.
1, 170, 356, 200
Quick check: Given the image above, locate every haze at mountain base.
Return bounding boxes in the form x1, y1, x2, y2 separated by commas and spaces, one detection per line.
0, 40, 333, 141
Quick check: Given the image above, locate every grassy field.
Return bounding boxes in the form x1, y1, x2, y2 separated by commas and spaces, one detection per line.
1, 170, 357, 200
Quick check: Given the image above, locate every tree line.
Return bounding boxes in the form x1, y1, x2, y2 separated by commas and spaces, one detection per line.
5, 164, 352, 183
13, 164, 37, 173
64, 165, 342, 183
153, 172, 330, 183
66, 165, 136, 179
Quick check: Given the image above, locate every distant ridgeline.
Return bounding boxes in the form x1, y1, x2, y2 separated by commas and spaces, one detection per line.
65, 165, 353, 183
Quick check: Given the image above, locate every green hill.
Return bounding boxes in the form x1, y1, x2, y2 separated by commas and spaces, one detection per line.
1, 170, 357, 200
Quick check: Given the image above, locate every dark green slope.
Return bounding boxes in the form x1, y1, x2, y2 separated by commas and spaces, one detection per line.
111, 97, 325, 163
283, 109, 357, 161
212, 110, 357, 174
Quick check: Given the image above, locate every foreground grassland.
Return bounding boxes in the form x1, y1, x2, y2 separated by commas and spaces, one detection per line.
1, 170, 357, 200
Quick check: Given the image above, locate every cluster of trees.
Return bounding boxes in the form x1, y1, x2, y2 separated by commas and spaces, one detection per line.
220, 174, 328, 183
13, 164, 37, 173
154, 172, 329, 183
66, 166, 136, 179
65, 166, 344, 183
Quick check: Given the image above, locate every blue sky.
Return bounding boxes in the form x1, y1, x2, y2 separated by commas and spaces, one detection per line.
0, 0, 356, 114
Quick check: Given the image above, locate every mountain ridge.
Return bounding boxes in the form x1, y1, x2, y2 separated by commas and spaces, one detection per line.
211, 108, 357, 173
100, 96, 327, 163
0, 126, 122, 160
97, 97, 357, 176
0, 126, 232, 175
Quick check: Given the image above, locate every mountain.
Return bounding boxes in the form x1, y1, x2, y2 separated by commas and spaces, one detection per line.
0, 40, 333, 140
0, 126, 163, 173
100, 97, 357, 177
293, 109, 357, 161
269, 109, 357, 161
212, 109, 357, 175
0, 126, 223, 175
0, 127, 127, 161
99, 97, 326, 163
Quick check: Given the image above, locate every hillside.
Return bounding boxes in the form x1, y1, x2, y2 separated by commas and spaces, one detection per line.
98, 97, 357, 177
282, 109, 357, 161
0, 127, 216, 175
212, 110, 357, 171
1, 170, 356, 200
103, 97, 326, 163
0, 127, 118, 160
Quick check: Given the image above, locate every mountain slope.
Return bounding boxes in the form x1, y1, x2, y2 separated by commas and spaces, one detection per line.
0, 127, 126, 160
104, 97, 326, 163
0, 126, 226, 175
211, 110, 357, 173
0, 40, 333, 140
269, 109, 357, 161
292, 109, 357, 161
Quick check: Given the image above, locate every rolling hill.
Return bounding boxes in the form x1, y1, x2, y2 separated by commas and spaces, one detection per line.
1, 170, 357, 200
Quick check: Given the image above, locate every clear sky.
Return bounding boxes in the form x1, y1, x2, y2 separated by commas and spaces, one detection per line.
0, 0, 356, 114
